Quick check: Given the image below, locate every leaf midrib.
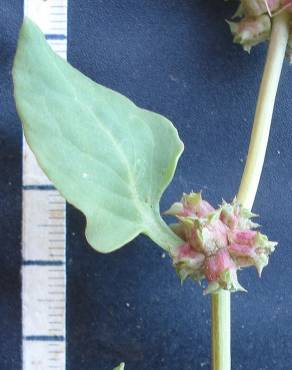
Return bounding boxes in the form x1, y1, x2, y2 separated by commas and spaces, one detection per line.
47, 46, 153, 222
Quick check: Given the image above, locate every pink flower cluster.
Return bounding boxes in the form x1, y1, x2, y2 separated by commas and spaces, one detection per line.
227, 0, 292, 58
166, 193, 277, 294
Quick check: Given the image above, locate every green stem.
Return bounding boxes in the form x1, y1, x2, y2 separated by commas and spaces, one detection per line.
212, 291, 231, 370
237, 11, 290, 209
212, 11, 290, 370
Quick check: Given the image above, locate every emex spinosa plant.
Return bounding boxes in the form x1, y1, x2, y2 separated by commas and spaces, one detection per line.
13, 1, 291, 367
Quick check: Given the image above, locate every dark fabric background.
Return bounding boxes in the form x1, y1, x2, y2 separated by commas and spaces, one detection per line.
1, 1, 292, 369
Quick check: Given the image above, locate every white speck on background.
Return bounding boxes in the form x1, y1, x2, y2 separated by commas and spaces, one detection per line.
169, 74, 178, 82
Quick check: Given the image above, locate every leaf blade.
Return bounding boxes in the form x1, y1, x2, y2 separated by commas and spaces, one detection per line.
13, 18, 184, 253
113, 363, 125, 370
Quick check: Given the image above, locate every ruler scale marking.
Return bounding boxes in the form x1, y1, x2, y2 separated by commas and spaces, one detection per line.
22, 1, 67, 370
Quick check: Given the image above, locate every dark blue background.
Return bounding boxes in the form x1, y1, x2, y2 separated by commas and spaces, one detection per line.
1, 1, 292, 369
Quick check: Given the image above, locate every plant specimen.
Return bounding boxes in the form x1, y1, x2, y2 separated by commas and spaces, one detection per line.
113, 363, 125, 370
13, 1, 291, 367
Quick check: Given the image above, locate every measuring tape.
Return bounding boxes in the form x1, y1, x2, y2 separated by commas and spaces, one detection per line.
22, 1, 67, 369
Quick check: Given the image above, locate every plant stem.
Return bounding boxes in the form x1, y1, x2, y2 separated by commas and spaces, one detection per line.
212, 11, 290, 370
212, 290, 231, 370
237, 11, 290, 209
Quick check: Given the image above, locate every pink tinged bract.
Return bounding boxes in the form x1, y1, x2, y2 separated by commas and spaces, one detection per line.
173, 242, 205, 266
228, 242, 256, 258
204, 249, 235, 282
229, 229, 257, 245
206, 219, 229, 250
181, 196, 215, 218
194, 200, 215, 218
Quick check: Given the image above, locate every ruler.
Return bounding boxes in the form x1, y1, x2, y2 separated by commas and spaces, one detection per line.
22, 1, 67, 369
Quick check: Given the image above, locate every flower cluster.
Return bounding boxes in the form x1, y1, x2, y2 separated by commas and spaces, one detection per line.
166, 192, 277, 294
227, 0, 292, 57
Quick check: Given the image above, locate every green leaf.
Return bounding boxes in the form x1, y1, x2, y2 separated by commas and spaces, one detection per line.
113, 363, 125, 370
13, 18, 184, 253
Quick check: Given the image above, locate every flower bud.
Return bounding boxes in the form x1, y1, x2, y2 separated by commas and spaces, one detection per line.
167, 193, 277, 293
226, 0, 292, 59
204, 248, 235, 282
228, 15, 271, 52
220, 199, 259, 230
165, 192, 214, 218
172, 242, 205, 282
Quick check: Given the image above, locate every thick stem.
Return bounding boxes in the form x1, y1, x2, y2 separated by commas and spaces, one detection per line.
212, 11, 290, 370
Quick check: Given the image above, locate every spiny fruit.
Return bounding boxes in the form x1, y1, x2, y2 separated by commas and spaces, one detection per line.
166, 192, 277, 294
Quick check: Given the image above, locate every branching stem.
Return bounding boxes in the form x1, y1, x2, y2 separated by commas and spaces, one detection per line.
212, 11, 290, 370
